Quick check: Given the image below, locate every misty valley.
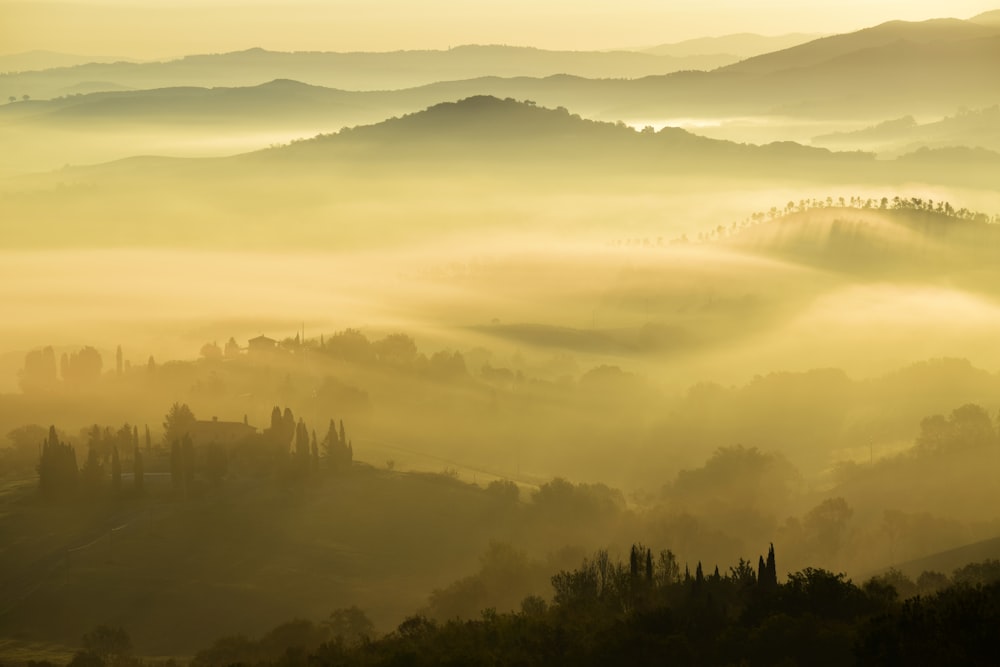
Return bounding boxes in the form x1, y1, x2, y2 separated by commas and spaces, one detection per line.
2, 6, 1000, 667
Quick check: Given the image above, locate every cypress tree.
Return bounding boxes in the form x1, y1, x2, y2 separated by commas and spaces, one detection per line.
265, 406, 282, 448
295, 419, 310, 471
38, 425, 79, 499
311, 430, 319, 473
282, 408, 296, 449
766, 543, 778, 589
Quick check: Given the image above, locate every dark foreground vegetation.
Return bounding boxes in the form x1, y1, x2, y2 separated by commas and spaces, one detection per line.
31, 550, 1000, 667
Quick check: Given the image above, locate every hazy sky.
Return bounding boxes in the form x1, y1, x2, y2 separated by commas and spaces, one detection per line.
1, 1, 997, 57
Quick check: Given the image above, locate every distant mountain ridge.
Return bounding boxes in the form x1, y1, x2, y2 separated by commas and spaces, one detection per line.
0, 50, 134, 73
0, 45, 735, 101
3, 96, 998, 249
721, 17, 999, 74
971, 9, 1000, 25
869, 534, 1000, 579
259, 95, 867, 169
812, 106, 1000, 155
3, 14, 997, 136
642, 33, 822, 59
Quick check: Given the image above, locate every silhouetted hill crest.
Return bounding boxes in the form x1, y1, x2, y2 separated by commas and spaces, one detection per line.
971, 9, 1000, 26
723, 17, 999, 75
281, 96, 641, 151
274, 96, 870, 165
725, 205, 1000, 274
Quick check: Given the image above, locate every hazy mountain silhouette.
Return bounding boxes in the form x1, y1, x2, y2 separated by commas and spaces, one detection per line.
813, 106, 1000, 154
642, 33, 822, 59
722, 18, 998, 74
11, 96, 1000, 191
0, 51, 135, 73
869, 534, 1000, 579
7, 96, 998, 253
258, 96, 869, 173
4, 15, 997, 137
971, 9, 1000, 26
0, 79, 393, 128
0, 45, 733, 101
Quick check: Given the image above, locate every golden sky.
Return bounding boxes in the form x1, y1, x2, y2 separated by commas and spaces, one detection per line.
0, 1, 997, 57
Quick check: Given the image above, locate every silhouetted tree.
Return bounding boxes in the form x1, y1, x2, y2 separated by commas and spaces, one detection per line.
266, 406, 283, 445
295, 419, 310, 472
163, 403, 196, 446
19, 346, 58, 392
80, 444, 104, 493
310, 430, 319, 473
282, 408, 296, 449
200, 341, 223, 361
63, 346, 103, 384
758, 543, 778, 591
322, 418, 353, 473
324, 606, 375, 646
37, 425, 78, 499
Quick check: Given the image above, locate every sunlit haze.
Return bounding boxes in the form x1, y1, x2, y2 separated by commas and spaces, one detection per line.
0, 1, 996, 56
2, 1, 1000, 664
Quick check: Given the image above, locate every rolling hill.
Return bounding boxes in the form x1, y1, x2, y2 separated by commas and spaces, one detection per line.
723, 203, 1000, 277
722, 18, 998, 74
4, 15, 997, 145
971, 9, 1000, 26
0, 45, 734, 102
641, 32, 821, 59
3, 96, 997, 253
812, 106, 1000, 155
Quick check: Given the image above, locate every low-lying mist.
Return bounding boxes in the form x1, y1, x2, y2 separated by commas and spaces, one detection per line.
4, 94, 1000, 661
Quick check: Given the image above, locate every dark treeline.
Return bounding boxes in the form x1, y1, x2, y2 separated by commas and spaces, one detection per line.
44, 548, 1000, 667
8, 340, 1000, 579
608, 196, 1000, 248
34, 401, 355, 502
